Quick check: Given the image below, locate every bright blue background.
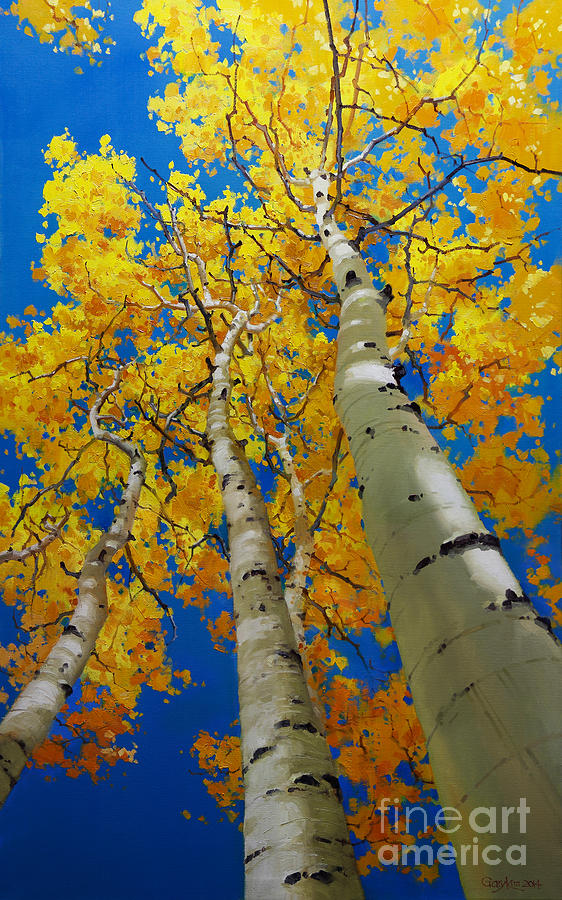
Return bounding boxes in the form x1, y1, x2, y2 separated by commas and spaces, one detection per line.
0, 4, 558, 899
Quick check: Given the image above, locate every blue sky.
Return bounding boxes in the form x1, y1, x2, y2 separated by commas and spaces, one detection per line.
0, 3, 559, 899
0, 7, 247, 899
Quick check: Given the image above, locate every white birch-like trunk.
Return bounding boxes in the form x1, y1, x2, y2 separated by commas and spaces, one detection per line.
0, 380, 146, 808
312, 172, 562, 900
207, 311, 364, 898
267, 432, 327, 733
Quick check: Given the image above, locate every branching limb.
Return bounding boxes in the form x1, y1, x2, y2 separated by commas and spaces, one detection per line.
0, 512, 70, 565
310, 429, 344, 532
124, 545, 177, 643
0, 367, 147, 807
322, 0, 344, 209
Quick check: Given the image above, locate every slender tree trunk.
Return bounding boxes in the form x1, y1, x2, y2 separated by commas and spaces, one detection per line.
312, 171, 562, 899
0, 372, 146, 808
207, 310, 364, 898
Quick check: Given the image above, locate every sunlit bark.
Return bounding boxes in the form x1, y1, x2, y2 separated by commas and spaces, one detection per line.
207, 309, 364, 898
313, 170, 562, 900
0, 370, 146, 808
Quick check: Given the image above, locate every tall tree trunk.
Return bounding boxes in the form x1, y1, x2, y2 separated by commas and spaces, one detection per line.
0, 371, 146, 808
207, 310, 364, 898
312, 171, 562, 899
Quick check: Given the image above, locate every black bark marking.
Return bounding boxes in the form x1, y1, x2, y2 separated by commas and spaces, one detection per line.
62, 624, 85, 639
378, 386, 388, 392
242, 568, 267, 581
324, 229, 330, 237
505, 588, 531, 605
440, 532, 501, 557
276, 648, 303, 668
236, 483, 245, 490
291, 697, 304, 704
414, 534, 501, 576
322, 773, 343, 800
535, 616, 553, 634
293, 722, 318, 734
265, 788, 280, 796
311, 871, 334, 884
437, 642, 448, 654
284, 872, 302, 885
222, 473, 233, 490
244, 846, 268, 865
389, 401, 423, 420
294, 774, 320, 787
345, 270, 362, 289
408, 494, 422, 502
358, 485, 365, 499
381, 283, 394, 302
220, 387, 227, 400
274, 719, 291, 729
413, 555, 436, 575
430, 445, 440, 452
249, 745, 273, 765
363, 341, 377, 349
258, 603, 266, 612
59, 682, 73, 699
393, 361, 406, 385
366, 426, 375, 438
98, 549, 107, 562
486, 602, 497, 610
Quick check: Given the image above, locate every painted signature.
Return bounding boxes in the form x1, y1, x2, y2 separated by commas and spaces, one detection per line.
481, 876, 542, 893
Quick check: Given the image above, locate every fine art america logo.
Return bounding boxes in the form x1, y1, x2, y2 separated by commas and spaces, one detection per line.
374, 797, 531, 870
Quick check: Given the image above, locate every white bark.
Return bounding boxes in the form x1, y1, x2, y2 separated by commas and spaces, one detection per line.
207, 311, 364, 898
312, 171, 562, 900
0, 513, 69, 565
272, 433, 314, 646
270, 432, 326, 735
0, 371, 146, 808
